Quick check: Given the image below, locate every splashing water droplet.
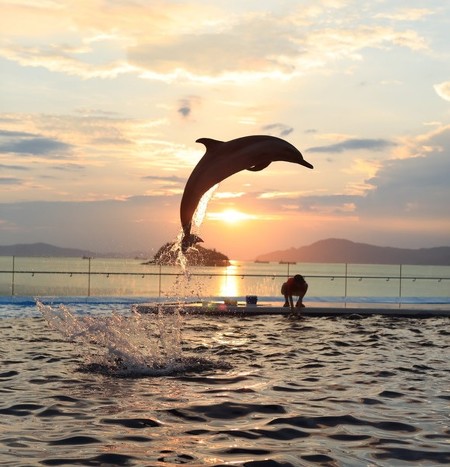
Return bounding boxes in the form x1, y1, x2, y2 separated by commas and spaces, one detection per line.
36, 183, 227, 377
37, 300, 228, 377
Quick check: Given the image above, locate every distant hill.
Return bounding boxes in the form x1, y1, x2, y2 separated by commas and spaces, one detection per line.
0, 243, 99, 258
255, 238, 450, 265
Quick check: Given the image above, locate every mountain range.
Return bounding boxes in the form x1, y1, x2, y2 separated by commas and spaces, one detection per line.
255, 238, 450, 265
0, 243, 132, 259
1, 239, 450, 265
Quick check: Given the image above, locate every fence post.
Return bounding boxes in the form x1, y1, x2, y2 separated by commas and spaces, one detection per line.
399, 264, 402, 307
158, 264, 162, 297
344, 263, 348, 306
11, 256, 15, 296
87, 257, 91, 297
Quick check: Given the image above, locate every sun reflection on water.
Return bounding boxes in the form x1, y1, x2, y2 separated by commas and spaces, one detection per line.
218, 263, 240, 298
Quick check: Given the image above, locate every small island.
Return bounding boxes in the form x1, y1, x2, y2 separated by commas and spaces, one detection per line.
147, 242, 231, 267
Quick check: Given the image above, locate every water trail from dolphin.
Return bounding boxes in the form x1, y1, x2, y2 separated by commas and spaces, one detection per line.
174, 183, 218, 270
192, 184, 219, 234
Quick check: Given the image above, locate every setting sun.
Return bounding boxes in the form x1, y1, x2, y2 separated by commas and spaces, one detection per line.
208, 209, 255, 224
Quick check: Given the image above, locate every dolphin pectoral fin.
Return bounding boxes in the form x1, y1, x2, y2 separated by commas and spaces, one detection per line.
196, 138, 224, 152
247, 162, 271, 172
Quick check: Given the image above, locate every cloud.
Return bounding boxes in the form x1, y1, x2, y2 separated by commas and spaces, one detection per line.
132, 22, 428, 81
305, 126, 450, 221
0, 2, 431, 83
0, 135, 72, 157
0, 42, 136, 79
0, 177, 23, 185
90, 136, 132, 145
257, 192, 359, 215
0, 112, 199, 203
230, 131, 450, 251
0, 126, 73, 158
359, 143, 450, 218
136, 7, 430, 80
258, 191, 310, 200
434, 81, 450, 102
141, 175, 184, 184
0, 163, 30, 171
213, 192, 245, 199
177, 96, 201, 119
0, 129, 38, 138
373, 8, 434, 21
267, 126, 450, 225
50, 163, 85, 172
178, 105, 191, 118
307, 138, 396, 153
141, 175, 186, 196
128, 14, 299, 78
261, 123, 294, 137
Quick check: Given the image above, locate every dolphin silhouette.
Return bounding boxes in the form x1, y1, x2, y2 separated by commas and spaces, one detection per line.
180, 135, 313, 251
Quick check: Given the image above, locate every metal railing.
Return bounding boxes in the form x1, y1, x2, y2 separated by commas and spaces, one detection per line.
1, 256, 449, 303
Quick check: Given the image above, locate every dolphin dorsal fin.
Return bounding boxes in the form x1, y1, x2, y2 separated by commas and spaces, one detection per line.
196, 138, 224, 152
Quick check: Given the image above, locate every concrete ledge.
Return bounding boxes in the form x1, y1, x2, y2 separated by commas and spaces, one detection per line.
135, 303, 450, 318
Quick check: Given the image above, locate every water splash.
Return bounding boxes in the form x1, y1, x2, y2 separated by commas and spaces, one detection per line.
172, 183, 219, 272
36, 184, 225, 377
158, 183, 220, 299
192, 183, 219, 232
174, 230, 188, 271
37, 300, 225, 377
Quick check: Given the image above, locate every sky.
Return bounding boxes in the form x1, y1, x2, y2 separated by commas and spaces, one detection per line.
1, 0, 450, 260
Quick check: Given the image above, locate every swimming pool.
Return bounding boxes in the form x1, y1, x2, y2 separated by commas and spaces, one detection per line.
0, 300, 449, 465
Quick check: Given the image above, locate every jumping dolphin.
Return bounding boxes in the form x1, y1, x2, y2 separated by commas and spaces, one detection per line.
180, 135, 313, 251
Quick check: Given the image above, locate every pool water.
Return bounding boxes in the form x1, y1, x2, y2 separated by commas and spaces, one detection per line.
0, 302, 449, 466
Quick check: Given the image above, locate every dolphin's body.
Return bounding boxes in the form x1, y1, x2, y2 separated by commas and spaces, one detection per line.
180, 135, 313, 251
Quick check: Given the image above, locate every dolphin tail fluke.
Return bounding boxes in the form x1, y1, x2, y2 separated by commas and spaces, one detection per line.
181, 233, 204, 252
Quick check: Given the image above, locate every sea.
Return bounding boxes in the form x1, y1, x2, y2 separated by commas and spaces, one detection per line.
1, 257, 449, 466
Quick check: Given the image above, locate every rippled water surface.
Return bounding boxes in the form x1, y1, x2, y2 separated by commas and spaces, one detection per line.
1, 306, 449, 466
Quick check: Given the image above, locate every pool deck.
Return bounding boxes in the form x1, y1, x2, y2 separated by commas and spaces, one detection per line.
135, 302, 450, 318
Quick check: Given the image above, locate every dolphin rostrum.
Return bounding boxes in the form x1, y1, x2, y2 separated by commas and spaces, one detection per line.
180, 135, 313, 251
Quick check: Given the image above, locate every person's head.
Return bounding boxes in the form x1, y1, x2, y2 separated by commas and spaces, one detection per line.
293, 274, 305, 284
